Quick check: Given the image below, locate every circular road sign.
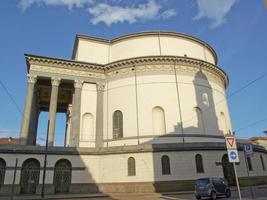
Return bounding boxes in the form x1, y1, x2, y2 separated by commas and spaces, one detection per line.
230, 151, 237, 160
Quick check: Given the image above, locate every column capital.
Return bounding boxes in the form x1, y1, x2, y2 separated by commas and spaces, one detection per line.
27, 74, 37, 84
74, 80, 84, 89
96, 82, 105, 91
51, 77, 61, 86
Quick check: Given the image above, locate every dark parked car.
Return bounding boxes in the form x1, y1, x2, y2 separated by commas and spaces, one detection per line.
195, 177, 231, 200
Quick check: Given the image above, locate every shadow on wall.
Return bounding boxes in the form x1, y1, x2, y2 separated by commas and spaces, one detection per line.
0, 146, 112, 198
143, 70, 231, 192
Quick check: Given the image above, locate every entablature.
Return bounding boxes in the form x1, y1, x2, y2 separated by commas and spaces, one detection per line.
25, 54, 229, 88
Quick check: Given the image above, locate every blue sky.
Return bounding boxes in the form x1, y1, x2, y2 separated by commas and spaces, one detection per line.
0, 0, 267, 146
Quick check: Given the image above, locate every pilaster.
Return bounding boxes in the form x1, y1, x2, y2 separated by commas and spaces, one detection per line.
95, 82, 105, 148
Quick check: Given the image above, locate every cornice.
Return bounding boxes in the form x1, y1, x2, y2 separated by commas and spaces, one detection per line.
25, 54, 104, 73
0, 142, 266, 155
25, 54, 228, 88
105, 56, 228, 88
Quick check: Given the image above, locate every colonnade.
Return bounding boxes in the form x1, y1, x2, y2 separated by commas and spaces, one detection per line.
19, 75, 83, 147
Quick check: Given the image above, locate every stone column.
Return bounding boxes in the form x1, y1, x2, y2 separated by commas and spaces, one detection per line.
28, 88, 40, 145
48, 77, 61, 146
20, 74, 37, 145
95, 82, 105, 148
32, 111, 40, 145
70, 80, 83, 147
64, 104, 72, 147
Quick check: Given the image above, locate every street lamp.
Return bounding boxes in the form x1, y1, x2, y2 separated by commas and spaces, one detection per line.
41, 120, 50, 198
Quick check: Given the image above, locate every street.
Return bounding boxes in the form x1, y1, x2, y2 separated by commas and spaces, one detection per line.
3, 185, 267, 200
55, 186, 267, 200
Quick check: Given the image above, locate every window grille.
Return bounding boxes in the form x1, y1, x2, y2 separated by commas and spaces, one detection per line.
161, 155, 171, 175
128, 157, 136, 176
195, 154, 204, 173
113, 110, 123, 139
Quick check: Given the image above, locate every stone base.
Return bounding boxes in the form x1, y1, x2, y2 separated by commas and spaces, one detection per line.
1, 176, 267, 196
36, 184, 55, 195
239, 176, 267, 187
0, 185, 20, 196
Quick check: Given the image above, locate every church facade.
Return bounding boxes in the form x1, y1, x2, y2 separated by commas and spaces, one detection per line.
0, 31, 267, 195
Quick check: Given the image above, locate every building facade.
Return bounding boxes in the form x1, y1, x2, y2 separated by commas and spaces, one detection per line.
0, 32, 267, 195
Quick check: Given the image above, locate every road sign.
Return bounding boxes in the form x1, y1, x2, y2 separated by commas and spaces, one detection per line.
225, 136, 237, 150
227, 149, 240, 163
244, 144, 253, 156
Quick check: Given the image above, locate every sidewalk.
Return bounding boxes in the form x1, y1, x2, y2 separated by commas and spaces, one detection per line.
2, 185, 267, 200
0, 193, 109, 200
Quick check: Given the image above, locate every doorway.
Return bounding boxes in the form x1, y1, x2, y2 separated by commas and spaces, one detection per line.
222, 154, 236, 186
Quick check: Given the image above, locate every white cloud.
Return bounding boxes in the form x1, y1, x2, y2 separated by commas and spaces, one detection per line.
18, 0, 93, 11
194, 0, 237, 28
159, 9, 177, 19
88, 0, 177, 26
18, 0, 177, 26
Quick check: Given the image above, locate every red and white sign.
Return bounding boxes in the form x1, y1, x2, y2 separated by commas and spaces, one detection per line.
225, 136, 237, 150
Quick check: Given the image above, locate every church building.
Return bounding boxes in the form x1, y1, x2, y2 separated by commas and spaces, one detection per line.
0, 31, 266, 195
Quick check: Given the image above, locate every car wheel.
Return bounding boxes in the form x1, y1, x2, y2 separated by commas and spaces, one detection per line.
210, 191, 216, 200
225, 189, 231, 198
195, 196, 201, 200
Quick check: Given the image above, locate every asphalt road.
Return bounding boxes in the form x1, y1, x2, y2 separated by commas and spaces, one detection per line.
5, 186, 267, 200
65, 186, 267, 200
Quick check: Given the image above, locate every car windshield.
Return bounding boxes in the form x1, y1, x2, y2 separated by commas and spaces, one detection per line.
196, 179, 209, 186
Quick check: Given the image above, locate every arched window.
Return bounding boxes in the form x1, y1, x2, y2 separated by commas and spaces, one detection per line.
247, 157, 253, 171
194, 107, 205, 134
202, 93, 209, 107
260, 155, 266, 171
113, 110, 123, 139
81, 113, 94, 141
161, 155, 171, 175
220, 112, 228, 134
152, 106, 166, 135
195, 154, 204, 173
20, 158, 40, 194
128, 157, 136, 176
0, 158, 6, 188
54, 159, 72, 193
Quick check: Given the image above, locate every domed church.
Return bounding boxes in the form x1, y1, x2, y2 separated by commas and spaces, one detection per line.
0, 31, 266, 195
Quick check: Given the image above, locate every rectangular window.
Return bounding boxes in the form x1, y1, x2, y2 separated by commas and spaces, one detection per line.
247, 157, 253, 171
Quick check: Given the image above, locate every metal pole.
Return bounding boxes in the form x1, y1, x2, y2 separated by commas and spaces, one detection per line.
173, 62, 185, 143
243, 150, 254, 199
233, 162, 242, 200
10, 158, 18, 200
41, 120, 50, 198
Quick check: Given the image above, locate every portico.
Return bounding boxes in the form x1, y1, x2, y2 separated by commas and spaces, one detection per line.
19, 75, 80, 146
18, 53, 105, 147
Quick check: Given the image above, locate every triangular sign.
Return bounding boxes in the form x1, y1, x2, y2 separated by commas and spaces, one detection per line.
226, 137, 235, 147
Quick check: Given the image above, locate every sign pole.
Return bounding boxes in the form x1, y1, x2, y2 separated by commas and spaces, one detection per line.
233, 162, 242, 200
225, 134, 242, 200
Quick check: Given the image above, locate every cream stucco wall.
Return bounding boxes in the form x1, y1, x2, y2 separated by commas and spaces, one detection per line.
101, 66, 231, 147
74, 33, 216, 65
80, 83, 97, 147
75, 39, 109, 64
1, 150, 267, 185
